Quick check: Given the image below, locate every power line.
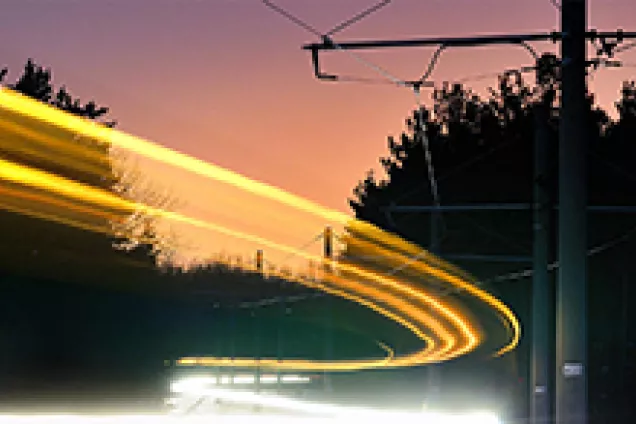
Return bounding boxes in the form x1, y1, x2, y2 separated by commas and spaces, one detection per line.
304, 32, 555, 56
325, 0, 392, 37
243, 216, 635, 317
261, 0, 447, 251
289, 5, 636, 420
413, 88, 442, 224
466, 222, 636, 288
296, 19, 636, 288
457, 64, 538, 84
262, 2, 569, 243
277, 231, 324, 264
262, 0, 407, 87
262, 0, 457, 93
290, 220, 636, 301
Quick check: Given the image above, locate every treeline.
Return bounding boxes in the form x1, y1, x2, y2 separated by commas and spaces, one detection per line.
346, 53, 636, 419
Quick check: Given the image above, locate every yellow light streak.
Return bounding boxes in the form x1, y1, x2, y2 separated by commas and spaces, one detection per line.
0, 114, 111, 180
0, 86, 521, 371
0, 88, 347, 224
0, 157, 477, 369
343, 232, 520, 357
0, 184, 157, 248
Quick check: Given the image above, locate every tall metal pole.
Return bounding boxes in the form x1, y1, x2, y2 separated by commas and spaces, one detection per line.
421, 105, 441, 403
256, 250, 264, 274
557, 1, 588, 424
620, 273, 628, 416
531, 103, 551, 424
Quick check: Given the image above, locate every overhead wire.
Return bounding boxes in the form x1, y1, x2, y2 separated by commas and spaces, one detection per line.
438, 223, 636, 291
469, 56, 636, 287
378, 52, 632, 280
260, 0, 450, 285
258, 1, 635, 364
325, 0, 392, 37
278, 231, 324, 264
456, 64, 538, 84
262, 0, 407, 87
445, 139, 636, 287
259, 3, 529, 345
262, 1, 552, 246
412, 86, 442, 222
268, 0, 554, 272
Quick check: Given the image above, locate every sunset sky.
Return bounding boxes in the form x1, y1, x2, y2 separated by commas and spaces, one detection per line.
2, 0, 636, 264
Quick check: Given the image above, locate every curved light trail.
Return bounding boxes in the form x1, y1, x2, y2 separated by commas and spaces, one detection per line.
0, 157, 471, 369
0, 87, 521, 371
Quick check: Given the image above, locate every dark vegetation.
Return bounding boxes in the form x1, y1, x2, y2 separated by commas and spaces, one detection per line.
347, 53, 636, 419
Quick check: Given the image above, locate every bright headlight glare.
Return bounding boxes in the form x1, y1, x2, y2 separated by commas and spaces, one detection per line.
466, 412, 500, 424
170, 376, 217, 393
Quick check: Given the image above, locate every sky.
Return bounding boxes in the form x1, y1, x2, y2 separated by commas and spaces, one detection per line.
2, 0, 636, 264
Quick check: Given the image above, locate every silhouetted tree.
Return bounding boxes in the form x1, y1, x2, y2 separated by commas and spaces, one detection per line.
0, 59, 181, 387
0, 59, 177, 277
347, 53, 636, 419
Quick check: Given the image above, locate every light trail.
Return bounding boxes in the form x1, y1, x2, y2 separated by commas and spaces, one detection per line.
0, 156, 515, 358
0, 156, 466, 368
0, 87, 521, 370
342, 229, 520, 356
0, 184, 159, 249
0, 88, 347, 225
0, 113, 111, 179
0, 157, 483, 368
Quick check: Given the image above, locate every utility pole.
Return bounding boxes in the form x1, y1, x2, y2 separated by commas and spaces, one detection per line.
324, 226, 333, 268
620, 273, 628, 416
557, 2, 588, 424
256, 249, 264, 274
416, 104, 442, 403
293, 2, 634, 419
323, 226, 334, 395
531, 103, 552, 424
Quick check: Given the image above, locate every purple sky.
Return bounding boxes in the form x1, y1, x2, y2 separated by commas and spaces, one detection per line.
2, 0, 635, 260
